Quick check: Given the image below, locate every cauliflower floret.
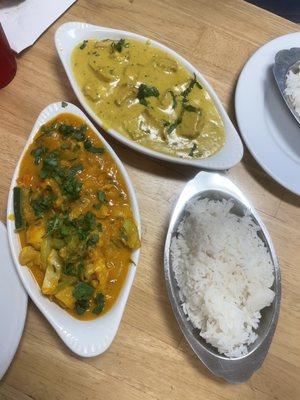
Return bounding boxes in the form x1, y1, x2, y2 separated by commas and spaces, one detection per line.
19, 246, 41, 266
42, 249, 62, 295
26, 220, 45, 250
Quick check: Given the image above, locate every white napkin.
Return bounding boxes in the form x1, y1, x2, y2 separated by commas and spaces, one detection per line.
0, 0, 76, 53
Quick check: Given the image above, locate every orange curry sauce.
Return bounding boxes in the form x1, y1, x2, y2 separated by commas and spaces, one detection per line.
17, 113, 140, 320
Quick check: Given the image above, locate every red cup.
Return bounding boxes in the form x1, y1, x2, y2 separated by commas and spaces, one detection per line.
0, 23, 17, 89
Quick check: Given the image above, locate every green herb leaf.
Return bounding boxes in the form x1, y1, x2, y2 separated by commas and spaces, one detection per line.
60, 173, 83, 200
111, 38, 127, 53
137, 84, 160, 107
169, 91, 177, 109
73, 282, 94, 301
63, 263, 75, 276
87, 233, 99, 247
92, 293, 105, 314
73, 211, 96, 240
183, 104, 198, 112
139, 97, 148, 107
63, 262, 83, 279
69, 164, 84, 176
79, 40, 88, 50
58, 123, 87, 142
97, 190, 107, 203
181, 73, 202, 99
61, 101, 68, 108
31, 145, 47, 165
46, 214, 63, 237
40, 123, 57, 136
84, 138, 105, 154
39, 151, 83, 201
41, 151, 59, 176
167, 117, 182, 134
30, 193, 56, 218
60, 225, 71, 236
75, 299, 89, 315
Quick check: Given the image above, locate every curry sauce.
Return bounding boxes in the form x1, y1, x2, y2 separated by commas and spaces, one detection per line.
15, 113, 140, 320
72, 38, 225, 159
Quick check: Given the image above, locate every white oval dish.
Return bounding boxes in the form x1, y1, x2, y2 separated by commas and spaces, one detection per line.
55, 22, 243, 170
235, 32, 300, 195
6, 102, 141, 357
0, 222, 27, 380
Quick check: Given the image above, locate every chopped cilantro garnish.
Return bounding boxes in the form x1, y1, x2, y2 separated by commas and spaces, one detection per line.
30, 193, 56, 218
31, 145, 47, 165
137, 84, 160, 107
73, 282, 94, 314
61, 174, 82, 200
58, 123, 87, 142
92, 293, 105, 314
97, 190, 107, 203
69, 164, 84, 176
46, 214, 63, 237
111, 38, 127, 53
87, 233, 99, 247
73, 282, 94, 301
79, 40, 88, 50
75, 299, 89, 315
40, 123, 57, 136
39, 151, 83, 201
84, 138, 104, 154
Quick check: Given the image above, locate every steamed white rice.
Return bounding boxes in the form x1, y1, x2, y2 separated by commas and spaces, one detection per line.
285, 69, 300, 117
170, 198, 275, 358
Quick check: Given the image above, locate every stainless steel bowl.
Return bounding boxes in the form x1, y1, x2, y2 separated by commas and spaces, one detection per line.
164, 172, 281, 383
273, 47, 300, 125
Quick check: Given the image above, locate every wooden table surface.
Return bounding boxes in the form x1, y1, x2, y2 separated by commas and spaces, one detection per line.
0, 1, 299, 399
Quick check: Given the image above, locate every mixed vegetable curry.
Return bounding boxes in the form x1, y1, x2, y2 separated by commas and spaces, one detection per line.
14, 112, 140, 320
72, 38, 225, 160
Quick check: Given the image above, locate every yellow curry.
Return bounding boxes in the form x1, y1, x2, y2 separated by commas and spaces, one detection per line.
72, 38, 225, 159
14, 112, 140, 320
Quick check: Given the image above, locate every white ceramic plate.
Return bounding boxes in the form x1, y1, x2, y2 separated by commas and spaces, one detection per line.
0, 222, 27, 380
7, 102, 141, 357
235, 32, 300, 195
55, 22, 243, 170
